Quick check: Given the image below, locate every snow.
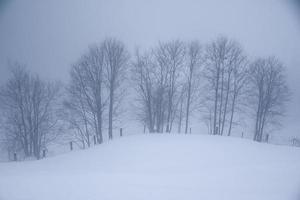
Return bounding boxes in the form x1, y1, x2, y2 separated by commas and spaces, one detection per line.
0, 134, 300, 200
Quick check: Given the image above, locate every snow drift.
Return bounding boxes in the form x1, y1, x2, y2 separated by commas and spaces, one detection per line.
0, 134, 300, 200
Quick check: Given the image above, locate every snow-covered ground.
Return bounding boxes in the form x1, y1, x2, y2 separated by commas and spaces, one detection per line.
0, 134, 300, 200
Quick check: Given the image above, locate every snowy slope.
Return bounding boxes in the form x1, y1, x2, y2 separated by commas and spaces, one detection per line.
0, 134, 300, 200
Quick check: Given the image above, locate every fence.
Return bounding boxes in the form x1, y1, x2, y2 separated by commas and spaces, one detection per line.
7, 128, 300, 161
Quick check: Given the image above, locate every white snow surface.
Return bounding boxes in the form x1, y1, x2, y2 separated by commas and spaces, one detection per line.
0, 134, 300, 200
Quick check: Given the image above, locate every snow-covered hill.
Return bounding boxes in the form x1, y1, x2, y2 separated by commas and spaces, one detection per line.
0, 134, 300, 200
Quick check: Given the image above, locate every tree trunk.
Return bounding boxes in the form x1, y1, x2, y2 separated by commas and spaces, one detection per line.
213, 66, 220, 135
178, 98, 183, 133
221, 71, 231, 135
108, 87, 114, 140
185, 77, 192, 134
228, 92, 236, 136
218, 69, 224, 135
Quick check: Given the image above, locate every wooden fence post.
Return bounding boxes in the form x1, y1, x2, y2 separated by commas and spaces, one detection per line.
70, 141, 73, 151
190, 128, 192, 134
43, 149, 46, 158
265, 134, 269, 143
143, 125, 146, 134
93, 135, 97, 145
215, 126, 219, 135
13, 152, 17, 161
241, 132, 244, 138
120, 128, 123, 137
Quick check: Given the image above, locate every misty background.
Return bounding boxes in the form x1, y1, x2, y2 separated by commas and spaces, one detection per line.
0, 0, 300, 137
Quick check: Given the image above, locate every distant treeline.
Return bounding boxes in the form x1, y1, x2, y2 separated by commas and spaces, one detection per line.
0, 37, 290, 160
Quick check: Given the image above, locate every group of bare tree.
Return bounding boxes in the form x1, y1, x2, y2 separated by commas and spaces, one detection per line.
0, 38, 129, 159
132, 40, 203, 134
0, 64, 61, 159
203, 38, 289, 142
0, 36, 290, 160
203, 37, 248, 137
132, 37, 289, 142
248, 57, 289, 142
63, 38, 129, 148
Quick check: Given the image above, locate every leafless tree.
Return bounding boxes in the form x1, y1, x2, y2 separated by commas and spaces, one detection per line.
103, 38, 129, 139
184, 41, 203, 134
132, 49, 156, 132
133, 41, 188, 134
155, 40, 185, 132
227, 56, 248, 136
64, 44, 107, 146
248, 57, 289, 142
132, 44, 169, 133
203, 37, 247, 136
0, 64, 60, 159
176, 83, 187, 133
152, 46, 169, 133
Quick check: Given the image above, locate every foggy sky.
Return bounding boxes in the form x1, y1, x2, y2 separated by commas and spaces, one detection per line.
0, 0, 300, 136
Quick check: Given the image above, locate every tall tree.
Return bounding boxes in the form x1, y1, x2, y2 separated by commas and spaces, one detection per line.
103, 38, 129, 140
184, 41, 202, 134
204, 37, 229, 135
204, 37, 247, 135
0, 64, 60, 159
227, 55, 248, 136
155, 40, 185, 133
64, 44, 106, 146
132, 49, 156, 133
248, 57, 289, 142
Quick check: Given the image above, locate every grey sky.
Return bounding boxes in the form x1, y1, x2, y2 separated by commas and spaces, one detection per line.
0, 0, 300, 135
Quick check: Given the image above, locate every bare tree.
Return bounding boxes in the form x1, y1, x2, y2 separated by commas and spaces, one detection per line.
132, 49, 156, 133
132, 40, 203, 134
203, 37, 247, 136
64, 44, 107, 146
103, 38, 129, 139
219, 42, 247, 136
227, 57, 248, 136
204, 38, 225, 135
184, 41, 203, 134
132, 44, 169, 133
155, 40, 185, 133
248, 57, 289, 142
177, 83, 187, 133
152, 46, 169, 133
0, 64, 60, 159
133, 41, 188, 134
